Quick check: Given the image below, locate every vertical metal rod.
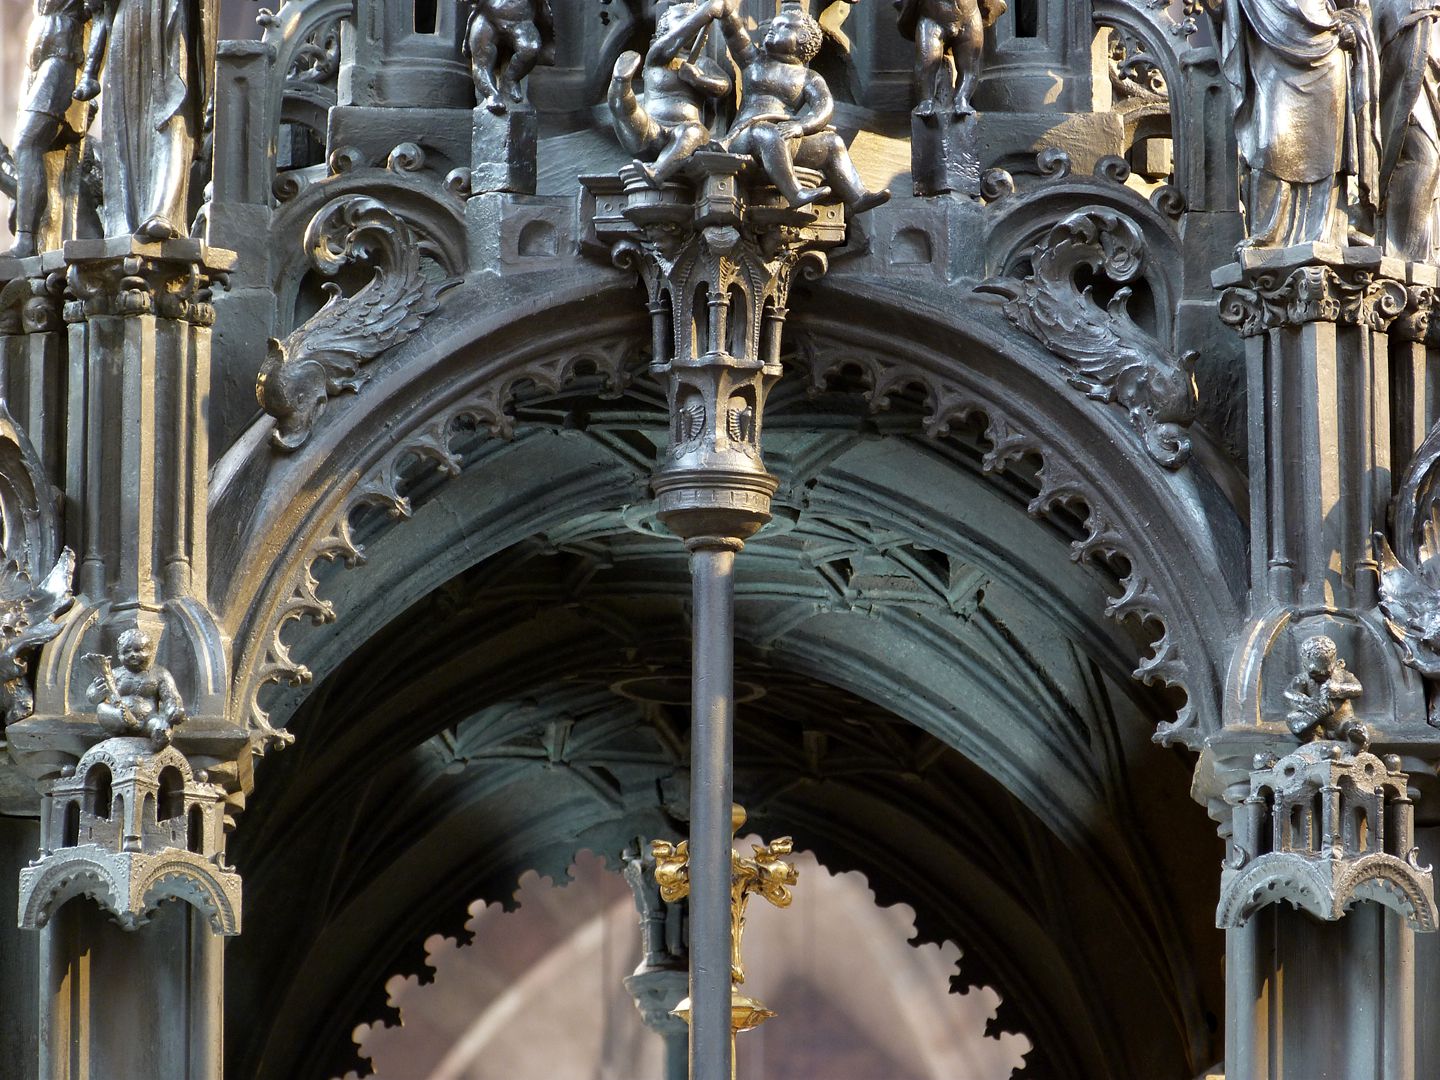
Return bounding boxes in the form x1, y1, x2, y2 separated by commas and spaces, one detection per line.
688, 543, 735, 1080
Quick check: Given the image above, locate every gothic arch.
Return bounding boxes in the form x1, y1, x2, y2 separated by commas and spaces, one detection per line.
211, 267, 1246, 758
210, 274, 1234, 1079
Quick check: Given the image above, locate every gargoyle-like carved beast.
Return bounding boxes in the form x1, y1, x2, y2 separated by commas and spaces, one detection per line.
978, 208, 1198, 468
1378, 419, 1440, 676
257, 195, 458, 451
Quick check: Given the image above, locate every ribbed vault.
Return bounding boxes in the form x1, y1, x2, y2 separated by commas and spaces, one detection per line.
224, 376, 1224, 1080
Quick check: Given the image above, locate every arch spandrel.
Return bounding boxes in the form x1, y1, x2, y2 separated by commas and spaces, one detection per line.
195, 184, 1243, 1080
211, 267, 1247, 762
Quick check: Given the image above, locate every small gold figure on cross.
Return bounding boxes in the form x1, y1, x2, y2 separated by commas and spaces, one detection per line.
650, 803, 799, 1037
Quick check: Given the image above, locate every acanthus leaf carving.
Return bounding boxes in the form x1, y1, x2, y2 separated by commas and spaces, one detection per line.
257, 194, 459, 451
976, 208, 1198, 468
0, 547, 74, 727
1218, 263, 1410, 337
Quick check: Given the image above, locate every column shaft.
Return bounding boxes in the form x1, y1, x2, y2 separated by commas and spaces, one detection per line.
40, 901, 223, 1079
689, 545, 735, 1080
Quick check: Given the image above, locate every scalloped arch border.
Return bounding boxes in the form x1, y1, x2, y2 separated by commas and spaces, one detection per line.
214, 274, 1243, 756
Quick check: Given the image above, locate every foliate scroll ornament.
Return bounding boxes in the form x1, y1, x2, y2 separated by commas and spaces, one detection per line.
977, 208, 1198, 468
1390, 284, 1436, 344
0, 271, 66, 335
1377, 417, 1440, 677
0, 398, 60, 577
256, 194, 459, 451
1218, 264, 1409, 337
1105, 26, 1168, 105
282, 12, 342, 84
0, 401, 71, 726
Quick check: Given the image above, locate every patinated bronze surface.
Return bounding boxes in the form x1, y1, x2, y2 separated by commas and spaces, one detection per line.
2, 1, 1440, 1078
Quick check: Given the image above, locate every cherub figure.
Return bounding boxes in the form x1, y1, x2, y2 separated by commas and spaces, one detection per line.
6, 0, 110, 256
462, 0, 555, 115
609, 1, 733, 187
1284, 635, 1367, 747
711, 0, 890, 212
85, 629, 187, 749
895, 0, 1006, 117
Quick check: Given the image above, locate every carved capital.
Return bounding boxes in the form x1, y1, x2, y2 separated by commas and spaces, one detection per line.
1218, 259, 1409, 338
1389, 285, 1436, 344
17, 737, 242, 935
61, 239, 236, 325
0, 267, 66, 335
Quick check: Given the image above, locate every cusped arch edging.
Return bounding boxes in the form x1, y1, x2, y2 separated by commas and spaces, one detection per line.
210, 265, 1246, 758
328, 842, 1043, 1080
1216, 851, 1439, 932
237, 754, 1135, 1080
17, 846, 242, 935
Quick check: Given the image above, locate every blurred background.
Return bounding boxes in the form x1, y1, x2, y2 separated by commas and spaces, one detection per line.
346, 848, 1029, 1080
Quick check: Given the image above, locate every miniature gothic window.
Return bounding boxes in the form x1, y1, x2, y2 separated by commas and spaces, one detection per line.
692, 285, 711, 359
85, 764, 112, 820
158, 766, 185, 821
62, 801, 80, 848
726, 285, 748, 359
187, 805, 204, 854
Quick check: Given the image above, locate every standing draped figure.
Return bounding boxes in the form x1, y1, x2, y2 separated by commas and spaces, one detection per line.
1375, 0, 1440, 261
1219, 0, 1380, 248
99, 0, 215, 241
